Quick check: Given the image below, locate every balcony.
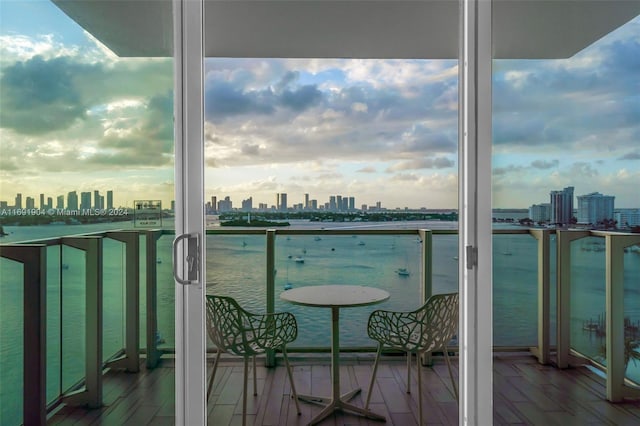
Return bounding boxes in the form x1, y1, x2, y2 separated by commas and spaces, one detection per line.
1, 226, 640, 424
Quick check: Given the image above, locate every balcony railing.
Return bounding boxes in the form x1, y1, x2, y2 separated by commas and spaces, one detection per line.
1, 227, 639, 424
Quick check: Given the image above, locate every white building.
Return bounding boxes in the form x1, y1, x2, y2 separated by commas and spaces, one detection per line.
528, 203, 551, 223
614, 208, 640, 228
577, 192, 614, 225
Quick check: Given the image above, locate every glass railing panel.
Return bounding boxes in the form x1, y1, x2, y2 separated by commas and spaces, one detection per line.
156, 234, 175, 349
46, 245, 62, 404
61, 245, 86, 392
206, 234, 266, 312
432, 232, 458, 293
103, 238, 125, 360
493, 233, 539, 347
275, 234, 422, 348
570, 236, 606, 362
0, 257, 24, 425
624, 243, 640, 383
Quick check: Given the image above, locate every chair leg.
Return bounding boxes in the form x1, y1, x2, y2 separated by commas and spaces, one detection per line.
282, 347, 301, 415
242, 356, 249, 426
207, 350, 222, 402
365, 344, 383, 409
417, 353, 423, 426
252, 354, 257, 396
443, 347, 458, 402
406, 351, 411, 393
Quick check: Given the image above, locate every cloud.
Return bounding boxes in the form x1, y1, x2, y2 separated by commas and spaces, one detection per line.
618, 150, 640, 160
0, 55, 95, 134
386, 157, 454, 172
493, 165, 525, 176
357, 166, 377, 173
569, 162, 599, 178
531, 159, 559, 169
241, 144, 261, 156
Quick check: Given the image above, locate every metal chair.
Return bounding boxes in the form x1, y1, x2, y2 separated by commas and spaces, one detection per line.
365, 292, 459, 425
206, 295, 301, 425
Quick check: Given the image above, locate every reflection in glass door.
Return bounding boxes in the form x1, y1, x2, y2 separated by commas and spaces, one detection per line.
0, 1, 177, 423
492, 2, 640, 423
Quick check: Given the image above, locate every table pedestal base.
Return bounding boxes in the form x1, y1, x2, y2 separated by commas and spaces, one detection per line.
298, 388, 386, 425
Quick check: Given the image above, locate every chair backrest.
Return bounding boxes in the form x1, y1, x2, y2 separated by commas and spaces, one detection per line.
420, 292, 459, 352
206, 295, 252, 355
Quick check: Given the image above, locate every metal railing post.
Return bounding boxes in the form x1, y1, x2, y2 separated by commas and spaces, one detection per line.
605, 233, 640, 401
0, 244, 47, 425
145, 230, 162, 368
62, 236, 103, 408
419, 229, 433, 303
530, 229, 551, 364
419, 229, 433, 366
105, 231, 140, 372
266, 229, 276, 367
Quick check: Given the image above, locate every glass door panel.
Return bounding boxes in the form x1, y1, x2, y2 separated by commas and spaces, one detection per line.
492, 0, 640, 420
203, 7, 460, 423
0, 0, 176, 422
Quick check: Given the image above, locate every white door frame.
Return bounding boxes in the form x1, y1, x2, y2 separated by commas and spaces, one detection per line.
459, 0, 493, 424
173, 0, 207, 424
170, 0, 493, 423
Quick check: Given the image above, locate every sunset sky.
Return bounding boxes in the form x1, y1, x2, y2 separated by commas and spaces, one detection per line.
1, 2, 638, 210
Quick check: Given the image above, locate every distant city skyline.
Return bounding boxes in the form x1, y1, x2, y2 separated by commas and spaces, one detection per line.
0, 4, 638, 211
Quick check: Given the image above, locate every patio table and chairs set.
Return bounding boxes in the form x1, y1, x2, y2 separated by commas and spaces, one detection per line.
206, 286, 459, 426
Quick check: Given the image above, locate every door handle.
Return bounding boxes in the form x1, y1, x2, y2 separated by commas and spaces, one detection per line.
173, 233, 200, 285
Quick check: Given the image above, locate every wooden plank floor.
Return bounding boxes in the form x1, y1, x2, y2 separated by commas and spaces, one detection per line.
48, 352, 640, 425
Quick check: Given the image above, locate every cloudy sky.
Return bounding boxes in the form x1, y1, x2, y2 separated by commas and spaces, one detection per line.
0, 2, 638, 210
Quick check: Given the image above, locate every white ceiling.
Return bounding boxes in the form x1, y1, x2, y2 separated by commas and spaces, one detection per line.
53, 0, 640, 59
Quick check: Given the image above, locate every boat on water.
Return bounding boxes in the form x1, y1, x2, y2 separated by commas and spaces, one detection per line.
284, 282, 293, 290
358, 241, 365, 246
396, 267, 410, 276
294, 256, 305, 264
314, 236, 322, 241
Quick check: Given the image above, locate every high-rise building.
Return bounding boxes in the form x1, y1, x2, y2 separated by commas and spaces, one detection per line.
304, 193, 309, 210
577, 192, 614, 225
550, 186, 574, 225
47, 197, 53, 209
279, 193, 287, 211
67, 191, 78, 210
94, 190, 101, 209
107, 190, 113, 209
528, 203, 551, 223
615, 208, 640, 228
348, 197, 355, 211
310, 200, 318, 210
80, 192, 92, 211
218, 196, 232, 212
57, 195, 64, 209
336, 195, 343, 211
211, 196, 217, 212
329, 196, 336, 211
241, 197, 253, 211
26, 197, 35, 209
40, 193, 45, 209
15, 193, 22, 209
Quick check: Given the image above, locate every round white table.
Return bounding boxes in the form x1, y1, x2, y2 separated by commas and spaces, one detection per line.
281, 285, 390, 425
